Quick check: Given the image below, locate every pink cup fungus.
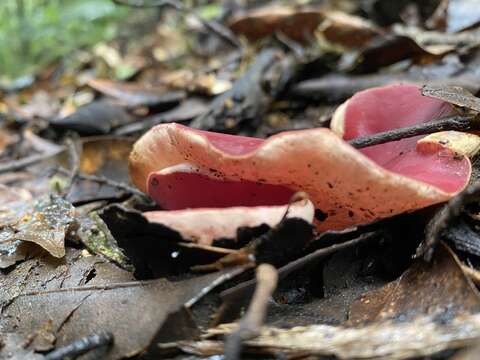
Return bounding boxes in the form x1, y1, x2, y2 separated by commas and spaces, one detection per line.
129, 84, 471, 240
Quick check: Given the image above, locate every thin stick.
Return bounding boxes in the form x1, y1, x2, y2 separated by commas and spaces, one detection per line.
45, 332, 113, 360
0, 148, 64, 174
224, 264, 278, 360
349, 115, 477, 149
55, 167, 146, 198
179, 242, 239, 255
63, 138, 81, 197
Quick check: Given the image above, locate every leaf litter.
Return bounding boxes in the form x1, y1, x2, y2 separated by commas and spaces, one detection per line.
5, 0, 480, 359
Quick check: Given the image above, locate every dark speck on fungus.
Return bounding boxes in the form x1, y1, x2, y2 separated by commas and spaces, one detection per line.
315, 209, 328, 221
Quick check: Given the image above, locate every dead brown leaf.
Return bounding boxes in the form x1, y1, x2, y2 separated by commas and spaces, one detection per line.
228, 5, 323, 43
349, 242, 480, 325
0, 248, 245, 359
422, 84, 480, 112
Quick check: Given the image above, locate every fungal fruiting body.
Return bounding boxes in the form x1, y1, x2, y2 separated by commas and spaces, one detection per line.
129, 84, 472, 241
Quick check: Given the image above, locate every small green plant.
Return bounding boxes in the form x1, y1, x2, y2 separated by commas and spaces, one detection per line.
0, 0, 129, 83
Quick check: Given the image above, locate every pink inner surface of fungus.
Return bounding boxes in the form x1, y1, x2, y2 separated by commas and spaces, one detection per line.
341, 84, 467, 193
147, 171, 295, 210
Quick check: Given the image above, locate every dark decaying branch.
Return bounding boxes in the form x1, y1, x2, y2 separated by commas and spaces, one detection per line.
190, 49, 281, 132
417, 182, 480, 261
349, 115, 478, 149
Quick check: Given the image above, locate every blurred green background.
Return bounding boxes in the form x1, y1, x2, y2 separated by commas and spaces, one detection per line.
0, 0, 130, 82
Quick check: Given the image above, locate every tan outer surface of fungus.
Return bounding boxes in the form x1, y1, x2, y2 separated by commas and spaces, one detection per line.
144, 200, 314, 245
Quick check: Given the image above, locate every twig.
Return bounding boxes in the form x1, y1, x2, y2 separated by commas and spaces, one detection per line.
349, 115, 477, 149
0, 147, 64, 174
55, 167, 146, 198
224, 264, 278, 360
179, 242, 239, 254
221, 231, 380, 302
185, 266, 249, 308
45, 331, 113, 360
63, 138, 81, 197
113, 0, 242, 49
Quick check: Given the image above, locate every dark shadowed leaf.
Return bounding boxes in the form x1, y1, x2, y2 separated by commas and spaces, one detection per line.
50, 101, 133, 135
349, 243, 480, 324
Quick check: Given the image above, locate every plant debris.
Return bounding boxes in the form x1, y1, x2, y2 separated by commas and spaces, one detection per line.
5, 0, 480, 358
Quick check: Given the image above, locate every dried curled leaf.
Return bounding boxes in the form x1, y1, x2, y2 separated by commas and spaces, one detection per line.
0, 192, 74, 258
422, 84, 480, 112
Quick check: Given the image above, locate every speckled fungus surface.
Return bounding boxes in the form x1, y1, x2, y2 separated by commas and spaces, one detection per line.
129, 84, 471, 240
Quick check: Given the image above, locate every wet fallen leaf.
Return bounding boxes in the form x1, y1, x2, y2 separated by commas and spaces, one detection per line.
0, 248, 245, 359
